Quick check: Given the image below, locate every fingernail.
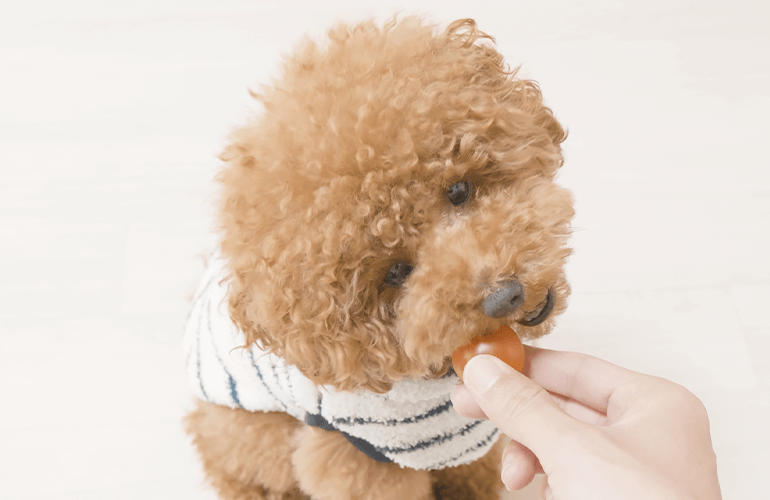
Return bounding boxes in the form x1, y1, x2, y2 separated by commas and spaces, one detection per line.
500, 454, 517, 491
450, 386, 461, 406
539, 477, 552, 500
464, 355, 509, 394
501, 463, 515, 491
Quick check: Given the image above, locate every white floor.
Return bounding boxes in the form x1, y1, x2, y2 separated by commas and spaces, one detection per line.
1, 1, 768, 499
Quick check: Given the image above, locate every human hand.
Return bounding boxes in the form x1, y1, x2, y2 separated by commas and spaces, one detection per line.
451, 346, 722, 500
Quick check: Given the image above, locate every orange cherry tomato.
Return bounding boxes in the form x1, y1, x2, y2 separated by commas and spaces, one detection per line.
451, 324, 525, 380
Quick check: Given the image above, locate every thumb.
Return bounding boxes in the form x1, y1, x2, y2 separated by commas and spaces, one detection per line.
463, 354, 585, 464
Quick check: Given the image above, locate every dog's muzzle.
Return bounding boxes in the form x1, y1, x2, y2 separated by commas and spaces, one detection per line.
482, 280, 525, 318
518, 289, 555, 327
482, 281, 555, 327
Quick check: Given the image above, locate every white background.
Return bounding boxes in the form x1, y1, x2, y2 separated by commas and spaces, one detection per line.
1, 1, 768, 499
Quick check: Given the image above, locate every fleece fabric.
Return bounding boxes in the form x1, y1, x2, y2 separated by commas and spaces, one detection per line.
182, 252, 500, 470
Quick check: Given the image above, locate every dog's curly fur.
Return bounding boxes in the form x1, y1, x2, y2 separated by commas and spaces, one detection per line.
186, 16, 574, 500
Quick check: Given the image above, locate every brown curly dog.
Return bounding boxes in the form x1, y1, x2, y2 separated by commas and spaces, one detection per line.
184, 16, 574, 500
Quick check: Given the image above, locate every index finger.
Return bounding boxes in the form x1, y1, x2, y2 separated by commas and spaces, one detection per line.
523, 346, 640, 415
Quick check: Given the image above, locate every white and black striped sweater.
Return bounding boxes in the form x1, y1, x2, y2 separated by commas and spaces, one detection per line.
183, 253, 500, 470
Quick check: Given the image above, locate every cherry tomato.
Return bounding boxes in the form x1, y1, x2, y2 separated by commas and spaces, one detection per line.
451, 324, 525, 380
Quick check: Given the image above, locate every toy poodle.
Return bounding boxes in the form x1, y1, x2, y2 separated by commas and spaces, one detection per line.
183, 16, 574, 500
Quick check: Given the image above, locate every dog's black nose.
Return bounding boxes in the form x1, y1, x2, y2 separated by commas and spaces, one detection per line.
482, 280, 525, 318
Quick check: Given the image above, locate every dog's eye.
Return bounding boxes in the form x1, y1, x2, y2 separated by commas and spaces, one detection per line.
446, 180, 472, 206
384, 261, 413, 287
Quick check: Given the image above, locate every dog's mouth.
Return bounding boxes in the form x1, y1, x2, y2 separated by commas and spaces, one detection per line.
517, 289, 555, 327
436, 289, 555, 380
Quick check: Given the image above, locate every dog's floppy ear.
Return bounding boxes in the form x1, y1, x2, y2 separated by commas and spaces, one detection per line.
443, 19, 567, 166
522, 79, 567, 151
223, 235, 399, 394
217, 134, 400, 393
216, 131, 303, 371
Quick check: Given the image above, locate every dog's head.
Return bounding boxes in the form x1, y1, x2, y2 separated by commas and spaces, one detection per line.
218, 18, 574, 393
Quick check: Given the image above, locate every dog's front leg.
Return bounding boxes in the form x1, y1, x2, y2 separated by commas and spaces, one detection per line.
292, 425, 433, 500
429, 437, 505, 500
185, 400, 307, 500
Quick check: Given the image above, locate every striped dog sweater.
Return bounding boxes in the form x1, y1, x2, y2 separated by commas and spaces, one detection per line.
183, 253, 500, 470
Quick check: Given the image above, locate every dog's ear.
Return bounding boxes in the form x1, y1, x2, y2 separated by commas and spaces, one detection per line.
522, 79, 567, 150
217, 135, 402, 393
224, 248, 400, 394
217, 130, 304, 377
443, 19, 567, 167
